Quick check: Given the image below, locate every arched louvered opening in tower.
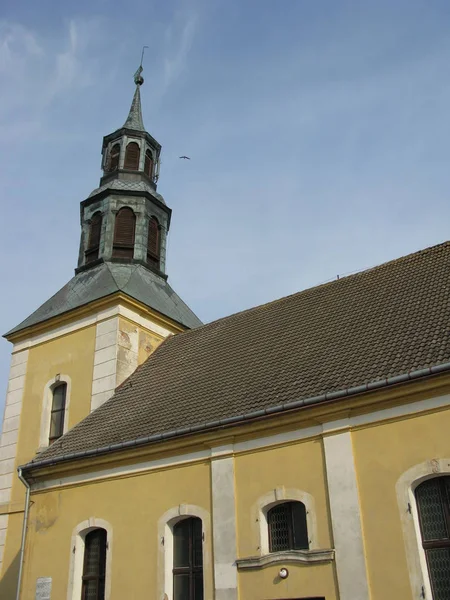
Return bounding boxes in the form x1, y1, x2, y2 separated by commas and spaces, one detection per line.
108, 143, 120, 172
112, 207, 136, 259
147, 216, 161, 270
144, 149, 154, 179
85, 212, 102, 264
124, 141, 140, 170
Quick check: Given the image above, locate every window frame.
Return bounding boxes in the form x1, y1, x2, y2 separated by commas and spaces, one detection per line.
107, 143, 120, 172
48, 382, 67, 444
112, 207, 136, 259
144, 148, 154, 179
415, 476, 450, 599
267, 500, 309, 553
147, 216, 161, 269
85, 211, 103, 264
81, 529, 107, 600
124, 141, 140, 170
172, 517, 204, 600
38, 375, 71, 451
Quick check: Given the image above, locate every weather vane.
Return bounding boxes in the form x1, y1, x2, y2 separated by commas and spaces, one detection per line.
134, 46, 149, 85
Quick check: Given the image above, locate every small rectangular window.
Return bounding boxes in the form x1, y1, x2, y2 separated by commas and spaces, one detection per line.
49, 383, 67, 444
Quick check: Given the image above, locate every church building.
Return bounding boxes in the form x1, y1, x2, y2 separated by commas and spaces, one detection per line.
0, 67, 449, 600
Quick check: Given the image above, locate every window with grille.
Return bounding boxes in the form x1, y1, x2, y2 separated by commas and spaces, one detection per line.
147, 216, 160, 269
81, 529, 107, 600
144, 149, 154, 178
48, 383, 67, 444
112, 207, 136, 259
267, 501, 309, 552
416, 477, 450, 600
108, 144, 120, 171
173, 517, 203, 600
85, 212, 102, 264
124, 141, 140, 170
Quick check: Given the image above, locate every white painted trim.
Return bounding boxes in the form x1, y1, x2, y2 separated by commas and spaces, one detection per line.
252, 488, 318, 556
323, 431, 369, 600
31, 392, 450, 492
396, 458, 450, 600
67, 518, 113, 600
12, 301, 173, 353
0, 347, 29, 573
38, 375, 72, 451
157, 505, 212, 600
236, 548, 335, 569
211, 455, 238, 600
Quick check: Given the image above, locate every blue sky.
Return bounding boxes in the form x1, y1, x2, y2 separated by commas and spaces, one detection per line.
1, 0, 450, 423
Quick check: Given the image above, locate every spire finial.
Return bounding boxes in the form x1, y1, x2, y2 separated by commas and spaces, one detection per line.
134, 46, 148, 86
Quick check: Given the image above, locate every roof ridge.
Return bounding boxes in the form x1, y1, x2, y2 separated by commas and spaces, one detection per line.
171, 239, 450, 340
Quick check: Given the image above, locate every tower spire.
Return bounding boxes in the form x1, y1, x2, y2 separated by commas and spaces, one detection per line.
123, 48, 148, 132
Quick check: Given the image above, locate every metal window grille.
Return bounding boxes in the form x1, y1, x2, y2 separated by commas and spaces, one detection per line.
268, 501, 309, 552
173, 517, 204, 600
416, 477, 450, 600
81, 529, 107, 600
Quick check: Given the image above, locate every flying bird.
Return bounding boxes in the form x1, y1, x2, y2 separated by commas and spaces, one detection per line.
179, 155, 191, 160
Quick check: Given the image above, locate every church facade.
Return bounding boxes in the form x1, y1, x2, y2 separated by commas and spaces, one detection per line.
0, 69, 449, 600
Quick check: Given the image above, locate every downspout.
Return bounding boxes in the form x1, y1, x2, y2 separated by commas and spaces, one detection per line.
16, 468, 31, 600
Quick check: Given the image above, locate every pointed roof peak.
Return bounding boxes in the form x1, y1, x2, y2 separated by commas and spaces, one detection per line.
123, 58, 147, 131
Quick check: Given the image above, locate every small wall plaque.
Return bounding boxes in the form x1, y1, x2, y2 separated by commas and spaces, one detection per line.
35, 577, 52, 600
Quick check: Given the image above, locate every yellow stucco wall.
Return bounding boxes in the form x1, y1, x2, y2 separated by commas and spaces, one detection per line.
235, 438, 337, 600
19, 461, 211, 600
353, 406, 450, 600
14, 325, 96, 501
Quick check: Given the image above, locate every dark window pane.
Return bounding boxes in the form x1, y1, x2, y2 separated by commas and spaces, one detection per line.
174, 520, 190, 568
417, 479, 448, 541
49, 411, 64, 440
194, 572, 204, 600
292, 502, 309, 550
174, 574, 190, 600
193, 519, 203, 567
426, 547, 450, 600
82, 529, 106, 600
52, 384, 66, 411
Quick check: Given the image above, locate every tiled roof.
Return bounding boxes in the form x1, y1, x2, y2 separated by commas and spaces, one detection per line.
30, 241, 450, 466
123, 85, 145, 131
5, 262, 202, 336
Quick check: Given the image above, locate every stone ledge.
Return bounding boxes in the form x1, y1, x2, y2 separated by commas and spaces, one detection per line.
236, 548, 335, 570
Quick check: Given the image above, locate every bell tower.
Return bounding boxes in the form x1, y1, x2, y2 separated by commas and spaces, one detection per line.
0, 65, 201, 595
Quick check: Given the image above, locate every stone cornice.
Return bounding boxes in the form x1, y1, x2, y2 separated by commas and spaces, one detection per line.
236, 549, 335, 570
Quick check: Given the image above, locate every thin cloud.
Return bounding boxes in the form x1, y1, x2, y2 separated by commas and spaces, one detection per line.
162, 11, 198, 95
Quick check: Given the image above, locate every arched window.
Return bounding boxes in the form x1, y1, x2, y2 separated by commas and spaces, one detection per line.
267, 501, 308, 552
82, 528, 107, 600
147, 216, 160, 269
112, 207, 136, 259
173, 517, 203, 600
124, 141, 140, 170
49, 383, 67, 444
108, 143, 120, 172
415, 477, 450, 598
85, 212, 102, 263
144, 149, 154, 178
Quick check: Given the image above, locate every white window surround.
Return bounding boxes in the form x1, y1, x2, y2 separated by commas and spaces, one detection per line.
157, 504, 212, 600
396, 458, 450, 600
254, 487, 319, 556
38, 375, 71, 452
66, 517, 113, 600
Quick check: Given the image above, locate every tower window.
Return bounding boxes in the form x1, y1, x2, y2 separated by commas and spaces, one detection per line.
267, 501, 309, 552
144, 149, 154, 178
147, 216, 160, 269
49, 383, 67, 444
112, 207, 136, 259
108, 143, 120, 172
124, 141, 140, 170
82, 529, 107, 600
416, 476, 450, 599
85, 212, 102, 264
173, 517, 204, 600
